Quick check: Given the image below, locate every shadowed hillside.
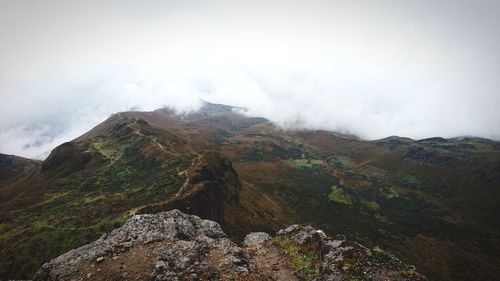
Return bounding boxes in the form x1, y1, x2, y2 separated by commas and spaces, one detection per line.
0, 154, 40, 187
0, 102, 499, 280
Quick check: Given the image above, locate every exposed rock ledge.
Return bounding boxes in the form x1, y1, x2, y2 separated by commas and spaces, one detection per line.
33, 210, 426, 281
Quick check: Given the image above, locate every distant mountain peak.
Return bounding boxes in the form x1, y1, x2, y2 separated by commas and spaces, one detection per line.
198, 100, 246, 114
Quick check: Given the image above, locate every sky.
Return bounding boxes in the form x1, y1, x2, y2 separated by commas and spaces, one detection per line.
1, 0, 499, 159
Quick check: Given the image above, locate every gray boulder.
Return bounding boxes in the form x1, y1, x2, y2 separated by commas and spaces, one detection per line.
243, 232, 271, 248
33, 210, 426, 281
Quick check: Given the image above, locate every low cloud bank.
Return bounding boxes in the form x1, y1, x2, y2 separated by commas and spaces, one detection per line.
1, 0, 499, 159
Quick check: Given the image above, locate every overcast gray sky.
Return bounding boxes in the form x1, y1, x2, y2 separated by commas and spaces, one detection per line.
1, 0, 499, 159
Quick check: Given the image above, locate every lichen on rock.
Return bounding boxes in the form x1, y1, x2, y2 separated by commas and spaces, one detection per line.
33, 210, 426, 281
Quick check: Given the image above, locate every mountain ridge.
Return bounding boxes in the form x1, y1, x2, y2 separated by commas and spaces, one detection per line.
1, 102, 499, 280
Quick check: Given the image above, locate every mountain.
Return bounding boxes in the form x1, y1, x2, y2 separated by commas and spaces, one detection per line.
0, 153, 40, 187
0, 102, 499, 280
34, 209, 426, 281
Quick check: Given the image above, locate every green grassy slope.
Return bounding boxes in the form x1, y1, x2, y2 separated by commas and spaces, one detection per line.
1, 103, 499, 280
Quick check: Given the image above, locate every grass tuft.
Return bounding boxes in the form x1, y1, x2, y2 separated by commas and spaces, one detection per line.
272, 236, 319, 279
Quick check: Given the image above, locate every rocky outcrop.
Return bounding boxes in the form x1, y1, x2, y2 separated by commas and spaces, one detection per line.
268, 225, 426, 280
34, 210, 426, 281
33, 209, 249, 281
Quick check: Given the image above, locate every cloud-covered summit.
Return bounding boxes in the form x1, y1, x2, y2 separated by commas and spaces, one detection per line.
1, 0, 499, 159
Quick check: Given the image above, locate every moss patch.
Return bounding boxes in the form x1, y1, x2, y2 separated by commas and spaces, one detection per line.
290, 158, 327, 170
402, 175, 422, 188
360, 199, 380, 211
328, 186, 353, 205
272, 236, 318, 278
374, 213, 391, 224
328, 156, 350, 168
379, 186, 399, 199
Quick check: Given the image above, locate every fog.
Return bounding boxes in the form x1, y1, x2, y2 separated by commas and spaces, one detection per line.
1, 0, 499, 159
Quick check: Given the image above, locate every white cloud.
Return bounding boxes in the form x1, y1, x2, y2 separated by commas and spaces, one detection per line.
0, 0, 499, 159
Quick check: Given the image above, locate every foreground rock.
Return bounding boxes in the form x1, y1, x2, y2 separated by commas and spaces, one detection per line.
34, 210, 426, 281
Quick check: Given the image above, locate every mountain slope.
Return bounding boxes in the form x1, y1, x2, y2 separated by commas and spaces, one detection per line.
0, 106, 285, 280
0, 153, 40, 187
1, 103, 499, 280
